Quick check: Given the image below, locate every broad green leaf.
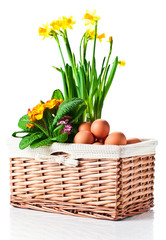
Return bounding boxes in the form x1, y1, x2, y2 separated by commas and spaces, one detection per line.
29, 121, 49, 137
53, 98, 84, 126
12, 130, 36, 138
30, 138, 52, 149
18, 114, 30, 130
19, 132, 45, 150
43, 109, 54, 134
51, 89, 64, 100
51, 132, 68, 143
70, 103, 87, 123
52, 124, 65, 137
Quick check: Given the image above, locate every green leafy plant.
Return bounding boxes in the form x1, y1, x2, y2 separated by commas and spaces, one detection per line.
39, 10, 125, 122
12, 90, 87, 149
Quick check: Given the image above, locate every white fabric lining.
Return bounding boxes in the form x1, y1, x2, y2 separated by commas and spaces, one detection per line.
7, 137, 158, 160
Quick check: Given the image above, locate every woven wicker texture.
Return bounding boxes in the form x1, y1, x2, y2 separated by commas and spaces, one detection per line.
10, 154, 155, 220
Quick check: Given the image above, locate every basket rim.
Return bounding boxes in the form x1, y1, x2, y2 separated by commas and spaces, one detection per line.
7, 137, 158, 160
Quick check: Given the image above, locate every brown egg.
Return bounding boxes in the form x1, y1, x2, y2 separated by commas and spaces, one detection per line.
91, 119, 110, 139
73, 131, 94, 144
127, 138, 141, 144
93, 142, 103, 145
105, 132, 127, 145
78, 122, 91, 132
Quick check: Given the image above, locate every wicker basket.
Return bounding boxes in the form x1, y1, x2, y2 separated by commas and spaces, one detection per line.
9, 138, 157, 220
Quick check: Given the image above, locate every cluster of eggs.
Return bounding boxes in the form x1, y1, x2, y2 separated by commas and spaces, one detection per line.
73, 119, 141, 145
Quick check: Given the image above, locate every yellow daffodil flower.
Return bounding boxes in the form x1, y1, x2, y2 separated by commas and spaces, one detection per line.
50, 16, 76, 32
50, 19, 62, 31
38, 23, 51, 39
83, 10, 100, 25
118, 61, 126, 66
97, 33, 105, 42
62, 16, 76, 30
85, 29, 95, 39
85, 28, 105, 42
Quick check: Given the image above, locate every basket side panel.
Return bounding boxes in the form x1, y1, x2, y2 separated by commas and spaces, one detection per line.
117, 154, 155, 219
10, 157, 121, 220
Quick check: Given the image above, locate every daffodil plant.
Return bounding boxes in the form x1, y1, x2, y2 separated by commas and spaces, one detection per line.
39, 10, 125, 122
12, 90, 87, 149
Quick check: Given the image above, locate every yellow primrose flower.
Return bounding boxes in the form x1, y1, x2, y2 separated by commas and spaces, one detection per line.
26, 122, 35, 129
44, 99, 63, 109
38, 23, 51, 39
83, 10, 100, 25
27, 102, 45, 122
26, 99, 63, 128
97, 33, 105, 42
118, 61, 126, 66
33, 103, 45, 120
27, 108, 35, 122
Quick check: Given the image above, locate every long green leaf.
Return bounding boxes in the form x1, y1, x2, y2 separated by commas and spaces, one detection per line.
19, 132, 45, 150
104, 56, 118, 99
12, 130, 35, 138
78, 65, 85, 99
100, 57, 106, 75
66, 64, 76, 98
30, 138, 52, 149
51, 132, 68, 143
52, 66, 61, 72
29, 121, 49, 137
89, 67, 98, 97
60, 68, 68, 100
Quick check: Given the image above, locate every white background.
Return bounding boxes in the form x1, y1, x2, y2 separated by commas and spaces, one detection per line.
0, 0, 166, 239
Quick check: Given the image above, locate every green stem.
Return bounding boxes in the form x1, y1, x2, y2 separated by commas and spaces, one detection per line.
64, 30, 73, 62
53, 34, 70, 99
64, 30, 80, 96
83, 37, 88, 66
100, 42, 113, 91
79, 34, 85, 66
54, 35, 66, 69
97, 42, 113, 119
90, 21, 98, 85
